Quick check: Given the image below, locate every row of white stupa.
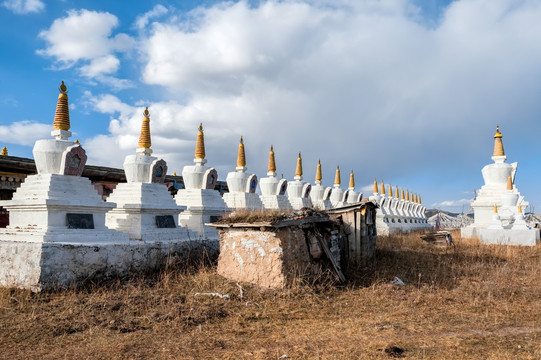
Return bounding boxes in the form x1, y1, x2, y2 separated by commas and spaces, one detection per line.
0, 82, 428, 244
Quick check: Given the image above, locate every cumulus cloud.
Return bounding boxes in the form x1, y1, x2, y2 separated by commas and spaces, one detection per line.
2, 0, 44, 14
76, 0, 541, 195
38, 9, 134, 80
135, 4, 168, 30
0, 121, 51, 146
431, 198, 472, 208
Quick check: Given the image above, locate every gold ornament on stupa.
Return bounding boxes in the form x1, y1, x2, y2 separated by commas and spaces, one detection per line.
334, 166, 341, 186
373, 179, 378, 194
315, 159, 322, 183
138, 107, 152, 149
395, 186, 399, 199
1, 147, 7, 156
237, 136, 246, 167
388, 184, 393, 198
268, 145, 276, 173
381, 181, 386, 195
494, 204, 498, 213
349, 171, 355, 189
194, 123, 205, 159
295, 152, 303, 177
493, 125, 505, 157
53, 81, 70, 131
506, 176, 513, 191
401, 188, 405, 200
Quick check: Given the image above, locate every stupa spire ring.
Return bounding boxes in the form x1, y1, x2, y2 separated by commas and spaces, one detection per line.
53, 80, 70, 131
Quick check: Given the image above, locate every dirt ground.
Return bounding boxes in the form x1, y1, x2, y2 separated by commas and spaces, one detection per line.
1, 231, 540, 359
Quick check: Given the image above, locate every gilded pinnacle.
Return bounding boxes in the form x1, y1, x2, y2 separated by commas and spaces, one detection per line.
373, 179, 378, 194
381, 180, 386, 195
237, 136, 246, 167
506, 176, 513, 191
334, 166, 341, 186
349, 171, 355, 189
138, 107, 152, 149
268, 145, 276, 173
195, 123, 205, 159
401, 188, 405, 200
315, 159, 322, 182
53, 81, 70, 131
493, 125, 505, 157
388, 184, 393, 198
295, 152, 303, 177
1, 147, 7, 156
395, 186, 399, 199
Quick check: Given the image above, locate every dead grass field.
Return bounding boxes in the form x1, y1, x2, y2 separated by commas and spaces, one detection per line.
1, 231, 540, 359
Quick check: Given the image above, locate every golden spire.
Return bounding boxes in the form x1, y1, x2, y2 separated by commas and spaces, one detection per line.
493, 125, 505, 157
415, 194, 419, 204
349, 171, 355, 189
53, 81, 70, 131
138, 107, 151, 149
395, 186, 399, 199
74, 139, 80, 144
410, 192, 413, 202
237, 136, 246, 167
381, 180, 386, 195
494, 204, 498, 213
373, 179, 378, 194
518, 205, 522, 214
268, 145, 276, 173
315, 159, 322, 183
506, 175, 513, 191
401, 188, 405, 200
419, 195, 422, 204
406, 190, 410, 202
295, 152, 303, 177
388, 184, 393, 198
1, 147, 7, 156
334, 166, 341, 186
194, 123, 205, 159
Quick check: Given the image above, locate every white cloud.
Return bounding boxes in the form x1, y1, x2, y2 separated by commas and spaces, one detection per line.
431, 199, 472, 208
0, 121, 51, 146
38, 9, 135, 79
80, 0, 541, 189
135, 4, 168, 30
2, 0, 44, 14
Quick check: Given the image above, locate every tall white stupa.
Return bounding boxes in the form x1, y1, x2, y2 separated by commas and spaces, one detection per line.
287, 152, 312, 210
175, 124, 227, 239
346, 171, 362, 204
106, 108, 192, 241
461, 126, 529, 239
259, 146, 292, 211
222, 137, 263, 210
309, 160, 332, 210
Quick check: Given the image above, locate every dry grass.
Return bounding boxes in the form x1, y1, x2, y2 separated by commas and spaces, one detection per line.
1, 231, 541, 359
217, 209, 291, 224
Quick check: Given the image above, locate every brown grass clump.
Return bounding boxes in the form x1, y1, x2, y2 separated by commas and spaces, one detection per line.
1, 231, 541, 359
217, 208, 290, 224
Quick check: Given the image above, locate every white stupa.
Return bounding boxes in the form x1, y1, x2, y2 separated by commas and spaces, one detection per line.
106, 108, 192, 242
345, 171, 362, 204
0, 81, 128, 244
222, 137, 263, 210
329, 166, 347, 208
259, 146, 292, 211
309, 160, 332, 210
175, 124, 227, 240
287, 152, 312, 210
461, 126, 536, 244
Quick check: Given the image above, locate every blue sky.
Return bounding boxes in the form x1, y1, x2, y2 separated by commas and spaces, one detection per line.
1, 0, 540, 213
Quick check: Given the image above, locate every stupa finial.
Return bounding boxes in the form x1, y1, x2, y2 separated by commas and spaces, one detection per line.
373, 179, 378, 194
401, 188, 405, 200
194, 123, 205, 160
237, 136, 246, 167
395, 186, 399, 199
1, 147, 7, 156
381, 180, 386, 195
334, 166, 341, 186
138, 107, 152, 150
388, 184, 393, 198
349, 170, 355, 189
493, 125, 505, 157
295, 152, 303, 177
268, 145, 276, 173
53, 80, 70, 131
315, 159, 322, 183
506, 175, 513, 191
